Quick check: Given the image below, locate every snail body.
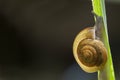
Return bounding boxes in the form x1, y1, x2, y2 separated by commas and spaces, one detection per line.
73, 27, 107, 73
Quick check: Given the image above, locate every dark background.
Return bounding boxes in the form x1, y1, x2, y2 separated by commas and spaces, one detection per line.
0, 0, 120, 80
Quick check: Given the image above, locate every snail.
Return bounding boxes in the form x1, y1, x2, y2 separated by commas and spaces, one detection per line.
73, 13, 107, 73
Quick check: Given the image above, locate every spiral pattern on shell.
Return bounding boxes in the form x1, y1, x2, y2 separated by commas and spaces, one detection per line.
73, 27, 108, 73
77, 39, 107, 68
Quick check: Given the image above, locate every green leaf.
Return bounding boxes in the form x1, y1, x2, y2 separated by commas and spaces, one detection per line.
91, 0, 116, 80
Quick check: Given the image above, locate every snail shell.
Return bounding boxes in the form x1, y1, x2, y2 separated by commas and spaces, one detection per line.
73, 27, 107, 73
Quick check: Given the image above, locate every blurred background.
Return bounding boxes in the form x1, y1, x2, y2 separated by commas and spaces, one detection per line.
0, 0, 120, 80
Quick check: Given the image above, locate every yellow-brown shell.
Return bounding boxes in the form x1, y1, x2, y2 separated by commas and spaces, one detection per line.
73, 27, 107, 73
